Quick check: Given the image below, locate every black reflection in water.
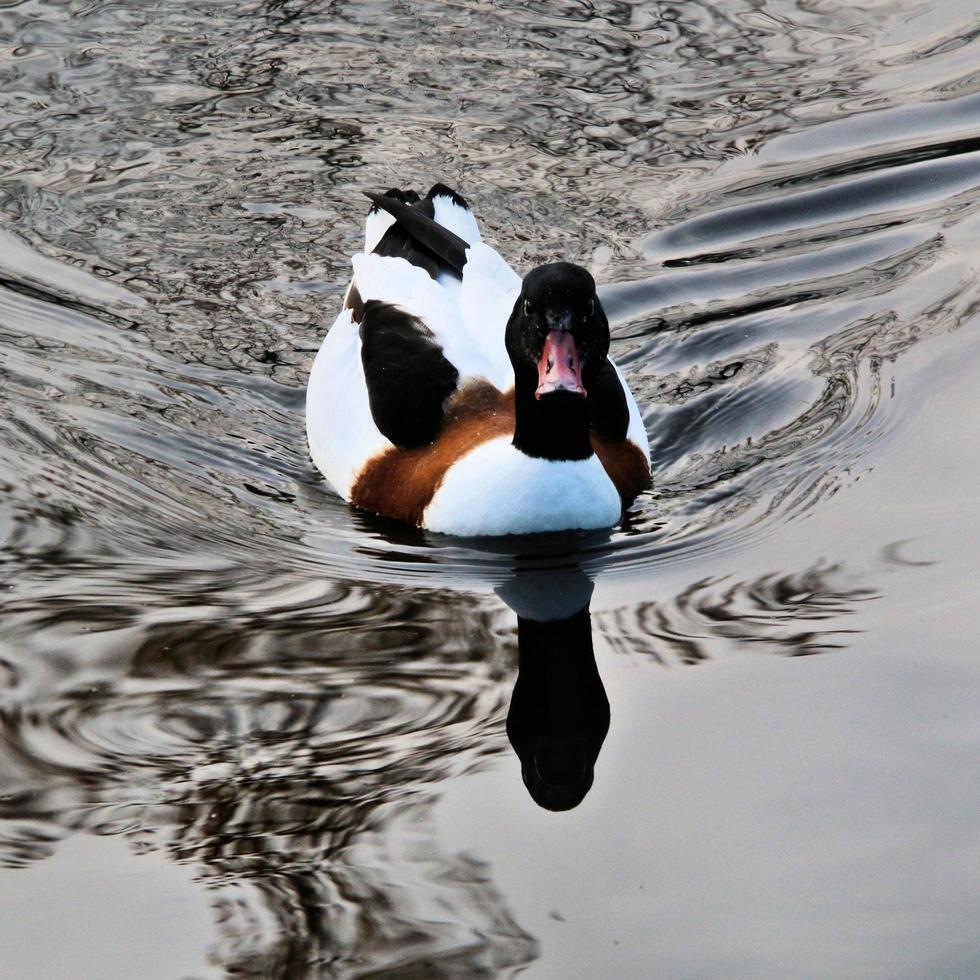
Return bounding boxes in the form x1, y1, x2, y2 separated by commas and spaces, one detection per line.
497, 568, 609, 810
0, 556, 882, 971
0, 586, 537, 975
503, 580, 609, 812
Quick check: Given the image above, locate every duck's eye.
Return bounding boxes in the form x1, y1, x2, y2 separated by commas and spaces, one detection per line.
524, 298, 534, 316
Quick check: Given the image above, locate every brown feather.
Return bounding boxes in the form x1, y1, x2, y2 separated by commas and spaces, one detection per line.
351, 381, 651, 524
590, 435, 652, 508
351, 381, 516, 525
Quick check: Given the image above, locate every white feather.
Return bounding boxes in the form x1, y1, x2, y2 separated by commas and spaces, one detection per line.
435, 268, 462, 304
611, 360, 650, 458
351, 251, 503, 383
306, 308, 391, 499
423, 437, 621, 536
363, 207, 395, 253
431, 194, 482, 245
457, 242, 521, 390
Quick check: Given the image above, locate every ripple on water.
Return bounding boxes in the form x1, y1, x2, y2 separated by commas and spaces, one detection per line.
0, 586, 532, 972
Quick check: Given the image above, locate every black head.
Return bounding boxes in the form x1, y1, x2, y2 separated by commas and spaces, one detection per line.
506, 262, 610, 400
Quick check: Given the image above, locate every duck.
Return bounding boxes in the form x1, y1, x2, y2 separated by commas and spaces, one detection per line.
306, 183, 650, 536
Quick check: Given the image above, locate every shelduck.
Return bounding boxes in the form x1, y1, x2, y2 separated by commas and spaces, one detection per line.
306, 183, 650, 536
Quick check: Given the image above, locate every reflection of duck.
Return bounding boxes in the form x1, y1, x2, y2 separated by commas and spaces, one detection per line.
498, 570, 609, 811
306, 183, 650, 536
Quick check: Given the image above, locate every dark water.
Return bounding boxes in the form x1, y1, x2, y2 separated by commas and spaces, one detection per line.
1, 1, 979, 977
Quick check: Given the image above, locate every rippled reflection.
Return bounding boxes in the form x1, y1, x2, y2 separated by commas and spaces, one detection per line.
0, 585, 528, 973
0, 553, 886, 969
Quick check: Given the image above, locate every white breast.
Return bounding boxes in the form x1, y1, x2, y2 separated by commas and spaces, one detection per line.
423, 438, 622, 536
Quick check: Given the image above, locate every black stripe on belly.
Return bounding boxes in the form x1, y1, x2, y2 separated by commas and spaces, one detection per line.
359, 300, 459, 449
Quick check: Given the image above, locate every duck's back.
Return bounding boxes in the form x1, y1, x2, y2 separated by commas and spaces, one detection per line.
306, 186, 519, 502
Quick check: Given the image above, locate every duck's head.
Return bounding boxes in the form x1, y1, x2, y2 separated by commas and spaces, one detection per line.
506, 263, 609, 460
506, 262, 610, 402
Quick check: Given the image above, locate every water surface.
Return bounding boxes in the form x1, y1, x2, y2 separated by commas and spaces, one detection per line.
1, 1, 979, 976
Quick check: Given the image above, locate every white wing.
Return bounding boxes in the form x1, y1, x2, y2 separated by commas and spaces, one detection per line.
458, 241, 521, 391
306, 307, 391, 499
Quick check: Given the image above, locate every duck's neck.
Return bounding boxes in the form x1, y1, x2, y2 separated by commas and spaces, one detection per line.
512, 371, 593, 461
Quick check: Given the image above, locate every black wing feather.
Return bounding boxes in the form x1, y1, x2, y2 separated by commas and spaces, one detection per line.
359, 300, 459, 448
590, 358, 630, 441
371, 193, 443, 280
363, 190, 469, 275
